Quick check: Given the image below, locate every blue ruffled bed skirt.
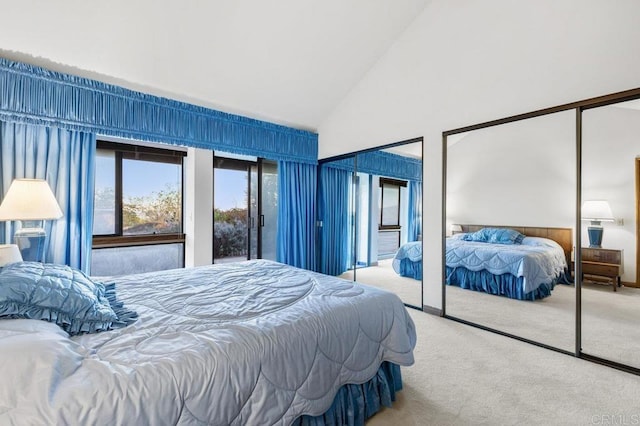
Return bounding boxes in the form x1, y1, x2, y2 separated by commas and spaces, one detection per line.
293, 362, 402, 425
396, 258, 422, 280
445, 266, 558, 300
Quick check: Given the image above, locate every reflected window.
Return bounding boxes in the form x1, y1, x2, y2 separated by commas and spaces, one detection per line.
379, 178, 406, 229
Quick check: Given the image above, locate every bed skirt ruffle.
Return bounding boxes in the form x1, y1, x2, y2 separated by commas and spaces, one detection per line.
445, 266, 559, 300
293, 361, 402, 425
396, 258, 422, 280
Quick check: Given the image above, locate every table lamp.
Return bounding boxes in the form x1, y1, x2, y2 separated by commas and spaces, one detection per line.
0, 244, 23, 267
0, 179, 63, 262
581, 200, 614, 248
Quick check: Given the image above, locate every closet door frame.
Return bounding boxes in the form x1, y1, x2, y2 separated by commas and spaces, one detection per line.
441, 87, 640, 376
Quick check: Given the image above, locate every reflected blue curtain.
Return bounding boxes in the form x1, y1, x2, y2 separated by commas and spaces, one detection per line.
318, 166, 350, 276
0, 121, 96, 272
277, 161, 317, 271
407, 180, 422, 242
355, 151, 421, 182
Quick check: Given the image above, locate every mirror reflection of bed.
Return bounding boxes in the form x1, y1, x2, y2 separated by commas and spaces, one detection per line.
320, 139, 423, 309
445, 110, 576, 351
581, 98, 640, 369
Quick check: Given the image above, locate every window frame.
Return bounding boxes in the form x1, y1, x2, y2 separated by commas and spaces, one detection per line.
92, 140, 186, 249
378, 177, 407, 231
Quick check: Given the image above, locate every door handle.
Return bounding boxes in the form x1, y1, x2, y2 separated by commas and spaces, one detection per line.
260, 215, 265, 227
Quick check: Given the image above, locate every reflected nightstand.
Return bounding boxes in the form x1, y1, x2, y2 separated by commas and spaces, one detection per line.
571, 247, 622, 291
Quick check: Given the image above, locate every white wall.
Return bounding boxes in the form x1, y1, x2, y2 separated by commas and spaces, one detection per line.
583, 106, 640, 283
184, 148, 213, 267
447, 111, 576, 233
318, 0, 640, 310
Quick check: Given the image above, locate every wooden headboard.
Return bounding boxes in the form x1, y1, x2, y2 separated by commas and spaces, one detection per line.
458, 225, 573, 262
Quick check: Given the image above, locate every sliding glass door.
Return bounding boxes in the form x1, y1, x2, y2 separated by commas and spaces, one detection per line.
213, 154, 277, 263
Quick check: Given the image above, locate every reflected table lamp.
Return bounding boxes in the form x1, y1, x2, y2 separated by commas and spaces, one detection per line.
581, 200, 614, 248
0, 244, 23, 267
0, 179, 63, 262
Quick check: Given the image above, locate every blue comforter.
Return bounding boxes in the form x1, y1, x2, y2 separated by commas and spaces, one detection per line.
392, 241, 422, 279
446, 238, 567, 295
0, 260, 416, 425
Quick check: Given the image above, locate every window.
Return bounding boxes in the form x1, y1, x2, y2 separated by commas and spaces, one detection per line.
213, 153, 278, 263
379, 178, 406, 230
378, 177, 407, 258
92, 141, 186, 276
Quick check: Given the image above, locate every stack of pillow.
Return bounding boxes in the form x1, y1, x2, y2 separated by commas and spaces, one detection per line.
460, 227, 526, 245
0, 246, 137, 335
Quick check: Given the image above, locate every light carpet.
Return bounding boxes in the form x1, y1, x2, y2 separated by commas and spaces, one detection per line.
446, 281, 640, 367
339, 259, 422, 307
368, 309, 640, 425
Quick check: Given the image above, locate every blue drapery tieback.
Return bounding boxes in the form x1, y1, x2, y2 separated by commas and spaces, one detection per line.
0, 57, 317, 164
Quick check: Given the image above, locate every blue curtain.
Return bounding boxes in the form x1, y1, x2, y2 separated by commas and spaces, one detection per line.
277, 161, 317, 271
0, 58, 317, 164
318, 166, 350, 276
328, 151, 421, 182
407, 180, 422, 242
0, 121, 96, 272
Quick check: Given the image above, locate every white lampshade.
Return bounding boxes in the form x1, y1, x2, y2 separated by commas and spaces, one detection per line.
450, 224, 463, 233
581, 200, 614, 222
0, 244, 23, 266
0, 179, 63, 221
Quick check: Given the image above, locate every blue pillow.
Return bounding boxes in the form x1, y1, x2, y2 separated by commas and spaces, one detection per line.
462, 228, 525, 245
0, 262, 137, 335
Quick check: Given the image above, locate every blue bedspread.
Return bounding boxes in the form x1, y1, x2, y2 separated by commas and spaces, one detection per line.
392, 241, 422, 280
1, 260, 416, 425
446, 237, 567, 296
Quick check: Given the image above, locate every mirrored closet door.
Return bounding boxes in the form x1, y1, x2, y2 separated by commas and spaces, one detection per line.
318, 139, 423, 309
581, 96, 640, 369
444, 110, 576, 352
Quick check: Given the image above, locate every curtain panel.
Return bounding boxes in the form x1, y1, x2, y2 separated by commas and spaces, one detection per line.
0, 121, 96, 272
0, 58, 317, 164
277, 161, 317, 271
318, 166, 351, 276
407, 180, 422, 242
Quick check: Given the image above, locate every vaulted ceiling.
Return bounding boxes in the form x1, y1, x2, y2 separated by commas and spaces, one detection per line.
0, 0, 431, 132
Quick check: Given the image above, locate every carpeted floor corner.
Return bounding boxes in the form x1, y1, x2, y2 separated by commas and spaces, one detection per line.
367, 309, 640, 425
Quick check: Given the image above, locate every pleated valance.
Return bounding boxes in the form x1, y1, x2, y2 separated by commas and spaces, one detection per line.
0, 58, 317, 164
323, 151, 422, 182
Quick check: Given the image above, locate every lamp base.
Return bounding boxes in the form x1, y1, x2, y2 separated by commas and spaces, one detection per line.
14, 227, 46, 262
587, 225, 603, 248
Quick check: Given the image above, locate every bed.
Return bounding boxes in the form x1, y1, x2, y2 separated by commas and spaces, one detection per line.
446, 226, 572, 300
0, 259, 416, 425
392, 241, 422, 280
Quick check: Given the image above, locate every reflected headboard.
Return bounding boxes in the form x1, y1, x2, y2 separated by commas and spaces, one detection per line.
457, 225, 573, 263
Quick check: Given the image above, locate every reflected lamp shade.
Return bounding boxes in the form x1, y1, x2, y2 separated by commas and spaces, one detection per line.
0, 179, 63, 262
0, 244, 23, 267
450, 224, 463, 235
581, 200, 614, 248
